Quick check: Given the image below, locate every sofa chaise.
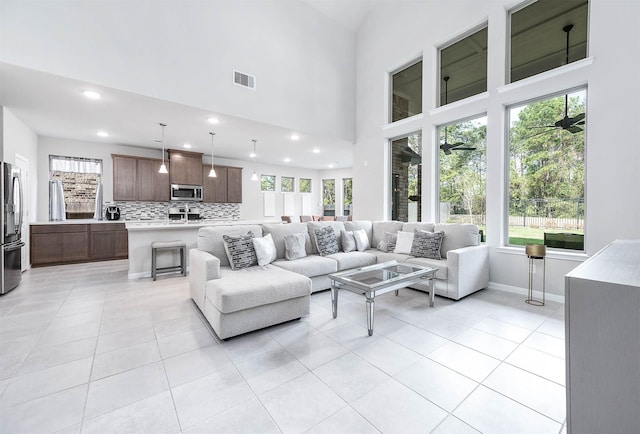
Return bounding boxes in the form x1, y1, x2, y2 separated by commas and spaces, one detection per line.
189, 220, 489, 339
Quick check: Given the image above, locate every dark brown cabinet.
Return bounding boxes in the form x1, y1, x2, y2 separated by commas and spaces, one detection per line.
137, 158, 170, 201
168, 150, 203, 186
31, 223, 127, 266
202, 165, 242, 203
113, 155, 169, 201
112, 155, 138, 201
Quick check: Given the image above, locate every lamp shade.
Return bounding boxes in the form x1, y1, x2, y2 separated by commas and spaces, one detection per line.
525, 244, 546, 258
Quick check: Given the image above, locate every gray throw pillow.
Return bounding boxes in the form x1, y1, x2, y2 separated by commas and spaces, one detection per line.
314, 226, 339, 256
410, 230, 445, 259
284, 232, 307, 260
222, 232, 257, 270
377, 231, 397, 252
341, 230, 356, 253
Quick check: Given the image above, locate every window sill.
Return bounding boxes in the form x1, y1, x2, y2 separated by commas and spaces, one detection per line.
382, 113, 424, 132
428, 91, 489, 117
498, 57, 594, 94
496, 245, 588, 262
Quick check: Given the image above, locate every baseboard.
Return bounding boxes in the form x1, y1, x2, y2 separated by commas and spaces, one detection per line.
488, 282, 565, 304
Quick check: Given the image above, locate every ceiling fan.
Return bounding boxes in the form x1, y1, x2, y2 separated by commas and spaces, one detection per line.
530, 24, 586, 135
440, 76, 476, 155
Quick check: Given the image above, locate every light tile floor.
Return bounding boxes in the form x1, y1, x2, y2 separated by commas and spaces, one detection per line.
0, 260, 567, 433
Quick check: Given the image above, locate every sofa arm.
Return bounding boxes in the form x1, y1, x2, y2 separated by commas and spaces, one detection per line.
189, 249, 221, 311
446, 244, 490, 300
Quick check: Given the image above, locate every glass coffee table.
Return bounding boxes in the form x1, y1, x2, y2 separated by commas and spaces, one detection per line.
329, 261, 438, 336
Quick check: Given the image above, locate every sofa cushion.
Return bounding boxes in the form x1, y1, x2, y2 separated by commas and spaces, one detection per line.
434, 223, 480, 258
394, 231, 414, 254
252, 233, 277, 266
402, 222, 435, 233
341, 230, 356, 253
326, 251, 377, 271
307, 221, 346, 254
206, 265, 311, 313
405, 257, 448, 280
365, 249, 411, 265
197, 225, 263, 267
372, 221, 404, 246
410, 230, 445, 260
223, 233, 258, 270
353, 229, 370, 251
314, 226, 340, 256
272, 255, 338, 278
284, 232, 308, 260
262, 223, 313, 259
377, 231, 398, 252
344, 221, 373, 246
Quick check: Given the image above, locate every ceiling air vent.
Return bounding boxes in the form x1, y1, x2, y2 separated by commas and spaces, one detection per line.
233, 70, 256, 90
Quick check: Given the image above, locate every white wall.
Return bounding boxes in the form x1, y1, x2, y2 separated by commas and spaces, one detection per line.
0, 0, 355, 143
353, 0, 640, 296
3, 107, 39, 268
36, 136, 324, 221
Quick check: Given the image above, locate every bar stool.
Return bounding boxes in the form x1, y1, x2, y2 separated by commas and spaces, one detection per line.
151, 240, 187, 281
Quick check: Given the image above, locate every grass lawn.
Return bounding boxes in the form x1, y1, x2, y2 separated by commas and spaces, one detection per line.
476, 226, 584, 247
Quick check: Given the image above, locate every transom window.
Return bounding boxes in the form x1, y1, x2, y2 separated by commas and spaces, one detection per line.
391, 60, 422, 123
510, 0, 588, 83
260, 175, 276, 191
299, 178, 311, 193
281, 176, 294, 192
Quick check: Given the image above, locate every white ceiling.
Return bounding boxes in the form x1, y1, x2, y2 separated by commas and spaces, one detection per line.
0, 1, 376, 169
0, 62, 355, 170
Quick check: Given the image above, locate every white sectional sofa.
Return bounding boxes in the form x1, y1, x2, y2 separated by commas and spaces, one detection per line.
189, 220, 489, 339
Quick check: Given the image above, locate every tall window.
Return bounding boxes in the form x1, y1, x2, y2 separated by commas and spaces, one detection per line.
343, 178, 352, 216
391, 60, 422, 122
508, 88, 586, 250
322, 179, 336, 216
438, 116, 486, 234
390, 132, 421, 222
49, 155, 102, 220
510, 0, 588, 83
440, 26, 488, 106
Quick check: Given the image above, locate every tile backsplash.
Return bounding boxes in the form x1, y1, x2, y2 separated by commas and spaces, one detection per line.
106, 201, 239, 221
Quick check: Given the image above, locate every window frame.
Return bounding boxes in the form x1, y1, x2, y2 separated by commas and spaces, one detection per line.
299, 178, 312, 193
504, 86, 587, 251
280, 176, 294, 193
260, 174, 276, 192
389, 58, 423, 124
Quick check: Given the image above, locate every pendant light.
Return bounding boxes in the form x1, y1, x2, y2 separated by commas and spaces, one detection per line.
208, 132, 217, 178
158, 123, 168, 174
250, 139, 258, 181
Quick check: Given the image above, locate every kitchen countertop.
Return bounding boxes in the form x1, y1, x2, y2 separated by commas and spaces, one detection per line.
125, 219, 281, 231
30, 219, 126, 225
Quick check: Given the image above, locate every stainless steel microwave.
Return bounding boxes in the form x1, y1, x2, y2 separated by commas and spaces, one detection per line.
170, 184, 203, 201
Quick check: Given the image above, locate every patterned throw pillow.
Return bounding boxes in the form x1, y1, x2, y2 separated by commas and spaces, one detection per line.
352, 229, 370, 251
284, 232, 307, 260
341, 230, 356, 253
377, 231, 398, 252
222, 232, 257, 270
314, 226, 339, 256
410, 230, 445, 259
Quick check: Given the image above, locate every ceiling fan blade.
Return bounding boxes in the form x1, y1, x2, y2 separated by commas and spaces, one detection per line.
570, 112, 585, 122
567, 126, 583, 134
530, 125, 557, 129
525, 129, 556, 139
451, 147, 476, 151
450, 142, 466, 148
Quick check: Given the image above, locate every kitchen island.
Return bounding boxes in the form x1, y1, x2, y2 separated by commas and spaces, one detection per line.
125, 219, 280, 279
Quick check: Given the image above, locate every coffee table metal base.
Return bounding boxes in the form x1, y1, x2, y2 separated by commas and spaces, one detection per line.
330, 264, 436, 336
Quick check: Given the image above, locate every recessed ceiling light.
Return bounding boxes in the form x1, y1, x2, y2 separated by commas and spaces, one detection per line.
290, 134, 299, 140
183, 143, 192, 149
312, 148, 320, 154
328, 163, 334, 169
83, 90, 101, 100
284, 157, 291, 163
96, 131, 108, 137
208, 117, 219, 124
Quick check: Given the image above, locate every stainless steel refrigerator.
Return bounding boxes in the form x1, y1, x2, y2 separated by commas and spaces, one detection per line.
1, 162, 24, 295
